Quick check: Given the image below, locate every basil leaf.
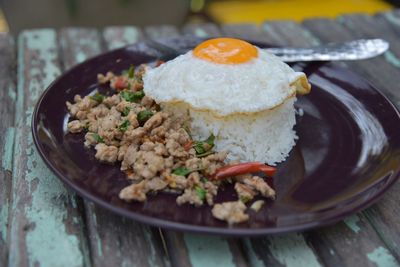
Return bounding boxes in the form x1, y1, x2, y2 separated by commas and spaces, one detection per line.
239, 196, 251, 203
120, 90, 145, 103
194, 186, 206, 201
90, 92, 105, 103
118, 120, 130, 132
92, 133, 104, 143
172, 167, 192, 176
205, 134, 215, 146
137, 110, 153, 124
128, 64, 135, 78
122, 106, 131, 116
196, 151, 215, 158
193, 142, 206, 154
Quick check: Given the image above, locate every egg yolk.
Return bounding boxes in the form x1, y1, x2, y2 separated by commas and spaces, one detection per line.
193, 38, 258, 64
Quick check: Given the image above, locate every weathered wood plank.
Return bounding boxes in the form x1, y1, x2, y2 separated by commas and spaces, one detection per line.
145, 25, 180, 39
144, 25, 249, 267
0, 33, 15, 267
303, 17, 400, 108
220, 23, 324, 267
59, 27, 170, 267
182, 23, 221, 37
339, 13, 400, 63
103, 26, 144, 50
8, 29, 89, 267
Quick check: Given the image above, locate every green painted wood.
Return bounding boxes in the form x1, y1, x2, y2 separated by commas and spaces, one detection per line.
0, 33, 15, 267
145, 25, 180, 39
182, 23, 221, 37
59, 27, 170, 267
339, 13, 400, 64
303, 17, 400, 108
8, 29, 89, 267
103, 26, 144, 50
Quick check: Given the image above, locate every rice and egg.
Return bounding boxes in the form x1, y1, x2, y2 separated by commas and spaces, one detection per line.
144, 37, 311, 164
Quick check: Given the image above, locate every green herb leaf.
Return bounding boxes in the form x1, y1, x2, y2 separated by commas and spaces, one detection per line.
201, 177, 208, 183
92, 133, 104, 143
137, 110, 154, 124
128, 64, 135, 78
120, 90, 145, 103
196, 151, 215, 158
172, 167, 192, 176
195, 186, 206, 201
118, 120, 131, 132
193, 142, 206, 154
122, 106, 131, 116
205, 134, 215, 146
193, 134, 215, 156
239, 196, 251, 203
90, 92, 105, 103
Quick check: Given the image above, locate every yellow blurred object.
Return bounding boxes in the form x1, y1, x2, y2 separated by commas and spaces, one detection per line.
0, 9, 9, 32
208, 0, 394, 23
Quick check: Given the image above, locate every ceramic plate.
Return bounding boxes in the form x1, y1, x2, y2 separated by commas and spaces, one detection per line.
32, 37, 400, 235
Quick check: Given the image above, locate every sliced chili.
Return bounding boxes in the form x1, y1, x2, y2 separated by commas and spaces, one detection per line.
212, 162, 276, 180
114, 78, 127, 90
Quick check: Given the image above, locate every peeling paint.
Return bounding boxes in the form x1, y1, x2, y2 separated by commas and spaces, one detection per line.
184, 234, 235, 267
243, 239, 265, 267
8, 85, 16, 101
384, 51, 400, 68
0, 201, 8, 241
194, 28, 208, 38
8, 29, 84, 267
104, 27, 142, 50
267, 233, 321, 267
2, 127, 15, 171
367, 247, 399, 267
383, 13, 400, 27
344, 214, 361, 233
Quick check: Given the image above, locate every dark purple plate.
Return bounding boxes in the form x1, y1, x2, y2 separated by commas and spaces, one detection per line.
32, 37, 400, 236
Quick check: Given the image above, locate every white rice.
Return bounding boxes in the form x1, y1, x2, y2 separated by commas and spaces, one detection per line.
162, 96, 297, 165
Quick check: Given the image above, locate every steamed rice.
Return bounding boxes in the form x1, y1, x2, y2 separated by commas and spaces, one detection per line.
162, 96, 297, 165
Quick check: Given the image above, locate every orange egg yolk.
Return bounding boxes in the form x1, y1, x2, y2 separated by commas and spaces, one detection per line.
193, 38, 258, 64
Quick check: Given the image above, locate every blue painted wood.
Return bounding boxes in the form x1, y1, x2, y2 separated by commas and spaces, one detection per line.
8, 29, 89, 267
0, 33, 15, 267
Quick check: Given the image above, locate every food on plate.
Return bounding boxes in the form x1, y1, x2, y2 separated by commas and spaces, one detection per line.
144, 37, 311, 164
66, 38, 311, 224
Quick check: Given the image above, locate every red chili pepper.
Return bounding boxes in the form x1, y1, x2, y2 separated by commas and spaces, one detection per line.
155, 60, 165, 67
114, 78, 127, 90
213, 162, 277, 179
183, 140, 193, 151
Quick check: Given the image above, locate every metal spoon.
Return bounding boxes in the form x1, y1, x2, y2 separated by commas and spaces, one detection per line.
266, 39, 389, 62
146, 38, 389, 62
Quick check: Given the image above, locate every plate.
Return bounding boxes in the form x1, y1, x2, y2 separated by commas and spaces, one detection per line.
32, 37, 400, 236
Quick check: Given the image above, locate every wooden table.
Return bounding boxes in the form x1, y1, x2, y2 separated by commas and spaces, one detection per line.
1, 10, 400, 267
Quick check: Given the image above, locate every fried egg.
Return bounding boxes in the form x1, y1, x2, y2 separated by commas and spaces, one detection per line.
143, 37, 310, 116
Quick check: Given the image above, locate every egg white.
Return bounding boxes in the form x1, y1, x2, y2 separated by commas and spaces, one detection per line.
143, 48, 309, 116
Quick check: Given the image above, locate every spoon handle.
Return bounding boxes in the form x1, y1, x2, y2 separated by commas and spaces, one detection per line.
266, 39, 389, 62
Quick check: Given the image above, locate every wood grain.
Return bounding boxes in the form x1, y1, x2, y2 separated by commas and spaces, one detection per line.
8, 29, 90, 267
0, 33, 15, 267
59, 27, 170, 267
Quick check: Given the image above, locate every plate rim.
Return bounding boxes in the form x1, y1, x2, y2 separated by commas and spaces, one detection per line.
31, 37, 400, 236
